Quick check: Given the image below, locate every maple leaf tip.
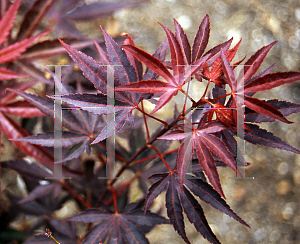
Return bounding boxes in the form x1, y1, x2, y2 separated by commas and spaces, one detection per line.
157, 22, 166, 29
5, 88, 15, 93
99, 25, 105, 32
58, 38, 65, 46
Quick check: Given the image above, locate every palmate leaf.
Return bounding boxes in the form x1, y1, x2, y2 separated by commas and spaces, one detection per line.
0, 0, 50, 81
116, 44, 210, 113
145, 171, 249, 244
1, 0, 140, 84
169, 15, 232, 69
67, 201, 168, 244
116, 15, 237, 113
209, 42, 300, 129
55, 27, 168, 143
51, 92, 136, 145
220, 51, 300, 124
8, 82, 104, 163
201, 39, 242, 87
158, 120, 241, 197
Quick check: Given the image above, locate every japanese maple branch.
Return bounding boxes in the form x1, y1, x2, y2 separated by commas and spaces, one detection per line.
105, 172, 141, 205
136, 106, 168, 128
207, 93, 232, 102
180, 88, 197, 105
147, 144, 172, 172
96, 106, 192, 204
110, 186, 118, 213
131, 148, 179, 165
201, 79, 212, 99
97, 140, 126, 162
141, 100, 150, 142
60, 179, 92, 208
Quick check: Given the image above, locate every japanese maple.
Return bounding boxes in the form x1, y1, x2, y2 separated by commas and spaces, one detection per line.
1, 11, 300, 244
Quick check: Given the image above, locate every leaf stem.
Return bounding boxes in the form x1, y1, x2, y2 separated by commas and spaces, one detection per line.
110, 186, 118, 213
201, 79, 211, 99
147, 144, 172, 172
208, 92, 232, 102
106, 108, 189, 183
105, 172, 141, 205
136, 106, 168, 127
97, 141, 126, 162
141, 100, 150, 142
60, 179, 92, 208
130, 148, 179, 165
96, 107, 192, 204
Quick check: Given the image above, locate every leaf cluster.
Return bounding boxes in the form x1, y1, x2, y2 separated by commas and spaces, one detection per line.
1, 4, 300, 244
